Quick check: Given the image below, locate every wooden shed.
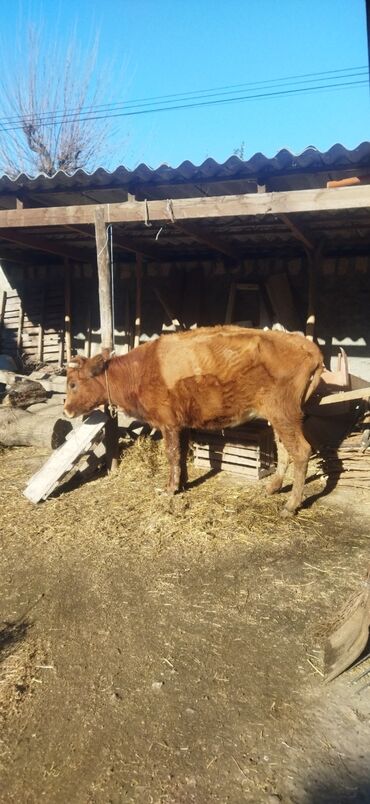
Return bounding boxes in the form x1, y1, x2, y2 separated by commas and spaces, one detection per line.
0, 141, 370, 382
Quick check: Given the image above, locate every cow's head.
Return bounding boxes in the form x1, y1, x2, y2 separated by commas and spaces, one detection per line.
64, 349, 111, 418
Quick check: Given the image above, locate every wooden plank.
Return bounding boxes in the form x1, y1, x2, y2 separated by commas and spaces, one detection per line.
3, 315, 21, 324
0, 185, 369, 229
195, 451, 262, 470
318, 388, 370, 405
23, 410, 108, 503
194, 455, 274, 479
95, 206, 113, 351
349, 372, 370, 390
194, 458, 258, 477
193, 441, 272, 460
265, 273, 301, 332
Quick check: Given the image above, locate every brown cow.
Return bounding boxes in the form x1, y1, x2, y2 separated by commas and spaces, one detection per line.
64, 325, 323, 515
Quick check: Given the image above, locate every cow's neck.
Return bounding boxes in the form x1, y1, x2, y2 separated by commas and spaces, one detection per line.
103, 353, 140, 416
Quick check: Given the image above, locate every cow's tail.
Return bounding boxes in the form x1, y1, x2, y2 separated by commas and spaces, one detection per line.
302, 359, 324, 404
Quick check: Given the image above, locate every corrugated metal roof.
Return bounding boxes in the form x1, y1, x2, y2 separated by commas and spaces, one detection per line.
0, 142, 369, 266
1, 141, 369, 195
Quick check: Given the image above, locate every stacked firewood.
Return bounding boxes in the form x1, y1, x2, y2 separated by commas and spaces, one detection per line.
319, 422, 370, 489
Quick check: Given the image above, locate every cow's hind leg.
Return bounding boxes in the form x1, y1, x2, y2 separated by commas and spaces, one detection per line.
269, 418, 311, 516
162, 427, 181, 494
265, 431, 289, 495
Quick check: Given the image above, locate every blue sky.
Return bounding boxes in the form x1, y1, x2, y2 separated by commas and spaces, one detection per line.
0, 0, 369, 169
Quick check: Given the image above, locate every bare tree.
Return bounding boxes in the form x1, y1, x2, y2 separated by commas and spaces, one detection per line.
0, 26, 117, 177
233, 141, 246, 160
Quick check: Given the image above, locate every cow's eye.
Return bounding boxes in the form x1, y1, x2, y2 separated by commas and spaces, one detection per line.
69, 381, 77, 390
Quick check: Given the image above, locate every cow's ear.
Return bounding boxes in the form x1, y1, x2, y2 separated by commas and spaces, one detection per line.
86, 353, 107, 378
68, 355, 86, 369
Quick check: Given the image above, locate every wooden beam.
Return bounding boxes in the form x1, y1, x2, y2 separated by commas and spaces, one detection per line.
279, 213, 315, 251
94, 206, 113, 351
172, 221, 239, 258
0, 185, 369, 229
67, 224, 159, 262
0, 228, 89, 262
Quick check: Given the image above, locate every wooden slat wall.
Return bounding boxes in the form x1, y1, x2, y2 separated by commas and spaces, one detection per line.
0, 283, 64, 365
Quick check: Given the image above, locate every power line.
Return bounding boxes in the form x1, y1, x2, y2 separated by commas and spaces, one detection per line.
0, 65, 367, 129
0, 65, 368, 124
0, 65, 368, 123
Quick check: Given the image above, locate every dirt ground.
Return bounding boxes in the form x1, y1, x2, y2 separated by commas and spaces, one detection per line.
1, 439, 370, 804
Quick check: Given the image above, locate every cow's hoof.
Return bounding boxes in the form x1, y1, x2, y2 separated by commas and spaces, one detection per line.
165, 486, 180, 496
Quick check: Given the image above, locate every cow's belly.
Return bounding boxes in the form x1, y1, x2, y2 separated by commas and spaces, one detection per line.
171, 375, 260, 430
190, 408, 259, 430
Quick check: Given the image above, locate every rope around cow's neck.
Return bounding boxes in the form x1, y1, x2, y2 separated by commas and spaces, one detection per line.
104, 368, 118, 418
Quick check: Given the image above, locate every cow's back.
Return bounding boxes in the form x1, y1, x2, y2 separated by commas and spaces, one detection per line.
157, 325, 321, 387
146, 326, 322, 430
156, 326, 261, 389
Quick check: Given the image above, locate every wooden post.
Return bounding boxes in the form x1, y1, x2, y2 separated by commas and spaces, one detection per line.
154, 288, 183, 331
124, 292, 131, 353
37, 287, 45, 364
17, 300, 24, 355
0, 290, 6, 351
305, 246, 321, 341
94, 206, 113, 351
134, 253, 142, 348
94, 206, 118, 471
64, 258, 72, 363
84, 300, 92, 358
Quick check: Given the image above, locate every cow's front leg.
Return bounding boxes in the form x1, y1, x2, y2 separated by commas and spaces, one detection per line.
162, 427, 181, 494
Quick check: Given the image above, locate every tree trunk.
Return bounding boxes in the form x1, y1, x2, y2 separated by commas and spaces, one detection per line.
0, 407, 74, 448
2, 379, 48, 408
